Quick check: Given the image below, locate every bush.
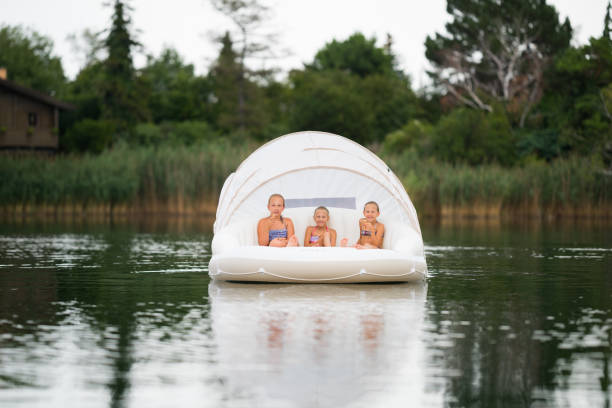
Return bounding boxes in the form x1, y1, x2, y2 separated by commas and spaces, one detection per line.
132, 121, 218, 147
61, 119, 116, 153
382, 119, 433, 154
430, 108, 517, 166
517, 128, 562, 161
132, 123, 164, 146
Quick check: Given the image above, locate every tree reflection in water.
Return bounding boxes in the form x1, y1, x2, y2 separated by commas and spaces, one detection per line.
0, 221, 610, 407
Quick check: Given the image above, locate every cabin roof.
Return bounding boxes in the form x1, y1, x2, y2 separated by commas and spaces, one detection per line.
0, 78, 75, 110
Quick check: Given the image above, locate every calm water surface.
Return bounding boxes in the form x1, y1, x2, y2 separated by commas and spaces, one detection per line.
0, 220, 610, 408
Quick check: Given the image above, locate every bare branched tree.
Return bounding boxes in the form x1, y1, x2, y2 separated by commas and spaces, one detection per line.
425, 0, 572, 127
209, 0, 281, 132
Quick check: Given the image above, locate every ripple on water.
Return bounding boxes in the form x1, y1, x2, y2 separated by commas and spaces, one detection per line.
0, 234, 109, 270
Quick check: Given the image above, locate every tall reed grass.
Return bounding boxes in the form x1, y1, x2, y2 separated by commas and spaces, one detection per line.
0, 140, 253, 216
1, 142, 610, 218
386, 150, 612, 218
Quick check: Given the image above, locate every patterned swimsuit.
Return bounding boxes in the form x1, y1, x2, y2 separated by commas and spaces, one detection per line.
269, 228, 288, 241
268, 220, 288, 243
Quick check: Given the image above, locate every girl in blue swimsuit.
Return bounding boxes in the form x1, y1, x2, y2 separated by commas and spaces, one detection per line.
340, 201, 385, 249
257, 194, 298, 247
356, 201, 385, 249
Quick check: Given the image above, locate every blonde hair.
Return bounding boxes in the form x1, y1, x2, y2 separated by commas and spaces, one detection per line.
268, 193, 285, 222
268, 193, 285, 206
313, 206, 329, 216
364, 201, 379, 211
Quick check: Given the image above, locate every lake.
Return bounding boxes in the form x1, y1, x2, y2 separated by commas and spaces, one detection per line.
0, 219, 610, 407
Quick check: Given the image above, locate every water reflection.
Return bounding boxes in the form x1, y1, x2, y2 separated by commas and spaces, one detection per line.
0, 222, 610, 407
208, 281, 430, 407
424, 239, 612, 408
0, 228, 211, 408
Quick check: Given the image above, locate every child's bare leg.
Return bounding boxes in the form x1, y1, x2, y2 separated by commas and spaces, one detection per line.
287, 235, 299, 247
356, 243, 377, 250
269, 238, 287, 247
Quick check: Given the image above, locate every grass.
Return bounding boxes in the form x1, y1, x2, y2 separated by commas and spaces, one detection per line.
0, 140, 253, 216
385, 150, 611, 218
1, 141, 610, 219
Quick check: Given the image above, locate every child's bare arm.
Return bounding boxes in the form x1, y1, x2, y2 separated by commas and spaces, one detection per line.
370, 223, 385, 248
329, 229, 337, 247
286, 218, 298, 246
257, 219, 269, 246
304, 226, 313, 247
359, 218, 376, 244
286, 218, 295, 238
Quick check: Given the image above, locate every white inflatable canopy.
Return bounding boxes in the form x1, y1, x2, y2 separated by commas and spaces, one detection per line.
214, 131, 422, 236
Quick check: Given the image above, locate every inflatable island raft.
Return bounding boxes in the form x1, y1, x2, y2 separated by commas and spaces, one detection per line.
208, 131, 427, 283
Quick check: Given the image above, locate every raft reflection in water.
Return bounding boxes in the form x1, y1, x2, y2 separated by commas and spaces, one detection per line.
208, 281, 430, 407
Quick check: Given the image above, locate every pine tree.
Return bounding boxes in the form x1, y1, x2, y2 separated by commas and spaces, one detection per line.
102, 0, 148, 128
210, 32, 242, 132
209, 0, 276, 135
209, 31, 268, 136
604, 1, 612, 40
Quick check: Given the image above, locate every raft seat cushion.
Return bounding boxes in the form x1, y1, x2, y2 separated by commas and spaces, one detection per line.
282, 207, 422, 254
212, 207, 422, 256
283, 207, 361, 247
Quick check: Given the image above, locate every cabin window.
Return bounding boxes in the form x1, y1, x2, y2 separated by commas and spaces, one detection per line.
28, 112, 37, 127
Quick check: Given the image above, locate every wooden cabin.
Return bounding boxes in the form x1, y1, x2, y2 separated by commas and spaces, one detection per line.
0, 69, 74, 151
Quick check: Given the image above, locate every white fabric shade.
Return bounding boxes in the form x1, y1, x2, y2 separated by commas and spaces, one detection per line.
214, 131, 422, 236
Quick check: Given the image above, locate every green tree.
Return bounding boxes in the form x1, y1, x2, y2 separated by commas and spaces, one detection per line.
62, 62, 106, 137
209, 32, 268, 136
288, 32, 419, 145
288, 71, 418, 145
429, 107, 517, 165
61, 118, 116, 153
531, 35, 612, 160
425, 0, 572, 126
289, 70, 373, 142
0, 25, 66, 95
140, 47, 212, 123
61, 29, 107, 136
382, 119, 434, 155
102, 0, 149, 128
309, 33, 396, 78
209, 0, 277, 134
604, 1, 612, 40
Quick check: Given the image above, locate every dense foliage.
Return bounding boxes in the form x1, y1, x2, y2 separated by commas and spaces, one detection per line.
1, 146, 609, 217
1, 0, 611, 213
0, 141, 252, 208
424, 0, 572, 121
0, 25, 66, 96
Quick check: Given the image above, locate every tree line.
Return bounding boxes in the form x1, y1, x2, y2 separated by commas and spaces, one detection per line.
1, 0, 611, 170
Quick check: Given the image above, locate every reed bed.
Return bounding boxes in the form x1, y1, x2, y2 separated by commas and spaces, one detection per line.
0, 140, 253, 217
1, 143, 610, 219
386, 151, 612, 218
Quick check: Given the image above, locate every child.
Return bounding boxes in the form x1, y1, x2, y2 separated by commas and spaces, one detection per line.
257, 194, 299, 247
304, 206, 337, 247
340, 201, 385, 249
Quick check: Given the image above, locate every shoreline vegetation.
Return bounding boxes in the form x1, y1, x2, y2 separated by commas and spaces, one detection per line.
1, 143, 610, 222
3, 2, 612, 224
